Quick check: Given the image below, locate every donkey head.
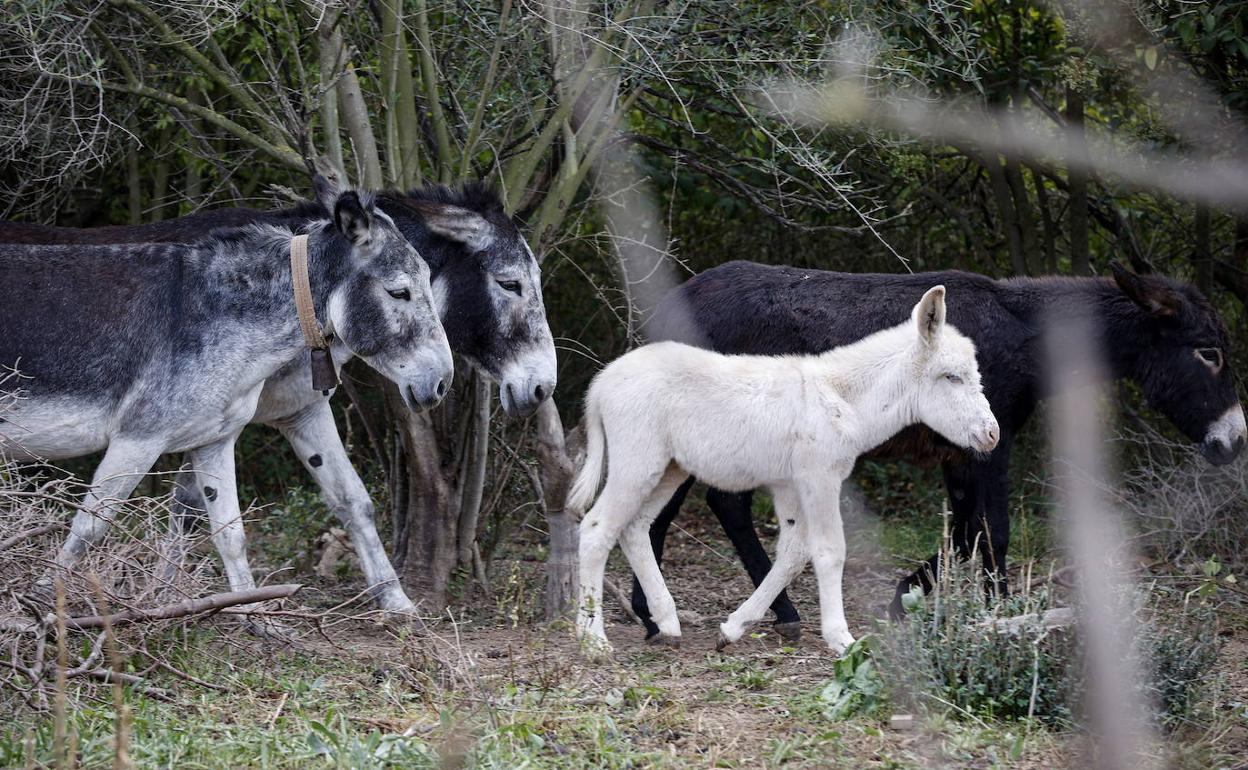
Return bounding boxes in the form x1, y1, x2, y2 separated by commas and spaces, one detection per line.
1110, 262, 1245, 465
908, 286, 1000, 455
405, 189, 558, 417
325, 191, 454, 411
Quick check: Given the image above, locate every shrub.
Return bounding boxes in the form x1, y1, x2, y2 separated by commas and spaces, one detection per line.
872, 553, 1219, 729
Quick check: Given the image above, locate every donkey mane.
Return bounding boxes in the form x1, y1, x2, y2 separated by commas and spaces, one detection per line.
392, 181, 503, 214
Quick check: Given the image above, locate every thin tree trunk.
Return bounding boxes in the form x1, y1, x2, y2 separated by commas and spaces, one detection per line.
455, 375, 491, 568
535, 399, 577, 620
400, 411, 456, 609
126, 117, 141, 225
984, 152, 1025, 275
1031, 164, 1057, 274
1003, 155, 1034, 275
316, 13, 345, 174
324, 19, 383, 188
1066, 84, 1090, 276
1194, 203, 1212, 293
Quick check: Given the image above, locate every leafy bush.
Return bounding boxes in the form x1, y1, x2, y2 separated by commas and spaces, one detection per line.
879, 564, 1081, 724
872, 556, 1219, 729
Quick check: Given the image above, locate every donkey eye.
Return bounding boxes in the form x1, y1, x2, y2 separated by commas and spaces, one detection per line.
945, 373, 963, 384
1196, 347, 1223, 369
387, 288, 411, 301
496, 279, 522, 295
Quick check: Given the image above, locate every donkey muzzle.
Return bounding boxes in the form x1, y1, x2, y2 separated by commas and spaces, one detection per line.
403, 372, 450, 412
1201, 404, 1247, 466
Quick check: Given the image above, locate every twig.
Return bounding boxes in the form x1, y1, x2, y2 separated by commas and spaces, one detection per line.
267, 691, 288, 729
0, 523, 68, 554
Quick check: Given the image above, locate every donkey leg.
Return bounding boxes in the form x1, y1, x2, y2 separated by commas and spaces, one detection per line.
618, 469, 690, 645
632, 475, 695, 639
153, 465, 204, 594
800, 480, 854, 654
188, 435, 256, 595
275, 401, 415, 614
719, 488, 808, 648
889, 444, 1012, 618
44, 439, 163, 583
576, 490, 637, 654
707, 486, 802, 638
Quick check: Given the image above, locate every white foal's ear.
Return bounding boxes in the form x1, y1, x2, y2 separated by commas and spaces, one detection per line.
420, 204, 494, 251
913, 285, 947, 346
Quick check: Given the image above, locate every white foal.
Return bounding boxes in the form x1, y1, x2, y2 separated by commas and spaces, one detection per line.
569, 286, 999, 655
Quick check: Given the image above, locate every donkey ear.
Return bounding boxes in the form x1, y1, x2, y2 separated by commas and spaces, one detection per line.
312, 171, 343, 212
1110, 260, 1181, 317
333, 191, 374, 246
421, 205, 494, 251
913, 285, 947, 346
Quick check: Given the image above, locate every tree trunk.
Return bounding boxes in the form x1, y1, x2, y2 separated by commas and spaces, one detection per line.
1194, 203, 1212, 293
1003, 156, 1035, 275
126, 117, 141, 225
984, 151, 1026, 275
1066, 84, 1090, 276
316, 14, 345, 174
399, 410, 457, 609
535, 399, 578, 620
455, 375, 491, 568
1030, 164, 1057, 273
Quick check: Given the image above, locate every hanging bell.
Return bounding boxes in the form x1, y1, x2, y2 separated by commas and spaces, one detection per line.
310, 347, 339, 394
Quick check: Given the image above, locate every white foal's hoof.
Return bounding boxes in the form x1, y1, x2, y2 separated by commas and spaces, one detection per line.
824, 630, 856, 657
716, 621, 743, 651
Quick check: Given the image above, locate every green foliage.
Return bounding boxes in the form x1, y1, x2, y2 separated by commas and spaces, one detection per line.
815, 637, 887, 720
881, 563, 1082, 723
875, 557, 1220, 728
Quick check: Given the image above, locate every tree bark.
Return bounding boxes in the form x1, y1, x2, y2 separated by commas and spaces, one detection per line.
1066, 84, 1090, 276
534, 399, 578, 620
1194, 203, 1212, 293
1031, 164, 1057, 274
1003, 155, 1035, 275
399, 409, 457, 609
984, 151, 1026, 275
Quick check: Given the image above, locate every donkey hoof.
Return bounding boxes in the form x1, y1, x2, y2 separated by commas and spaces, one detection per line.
715, 631, 733, 652
646, 633, 682, 649
774, 621, 802, 643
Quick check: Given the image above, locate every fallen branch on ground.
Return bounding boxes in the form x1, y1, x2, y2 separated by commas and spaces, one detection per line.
65, 584, 303, 630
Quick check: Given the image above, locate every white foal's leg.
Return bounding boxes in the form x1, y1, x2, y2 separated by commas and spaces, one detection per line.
617, 467, 690, 646
719, 486, 809, 649
577, 460, 668, 654
188, 435, 256, 595
576, 493, 633, 654
43, 439, 163, 585
276, 401, 415, 615
800, 479, 854, 654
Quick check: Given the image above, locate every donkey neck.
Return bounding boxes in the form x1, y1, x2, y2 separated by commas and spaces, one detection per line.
809, 325, 920, 453
1003, 276, 1155, 386
195, 226, 355, 367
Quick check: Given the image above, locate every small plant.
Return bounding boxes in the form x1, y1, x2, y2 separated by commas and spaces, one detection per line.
815, 636, 886, 720
875, 551, 1219, 728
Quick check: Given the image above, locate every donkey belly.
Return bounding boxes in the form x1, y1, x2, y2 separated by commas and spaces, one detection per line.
668, 424, 795, 492
0, 396, 113, 461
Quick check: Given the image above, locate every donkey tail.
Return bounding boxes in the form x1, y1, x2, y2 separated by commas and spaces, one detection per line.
568, 384, 606, 513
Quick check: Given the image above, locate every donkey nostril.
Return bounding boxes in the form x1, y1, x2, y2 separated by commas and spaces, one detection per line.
534, 384, 546, 402
435, 379, 447, 398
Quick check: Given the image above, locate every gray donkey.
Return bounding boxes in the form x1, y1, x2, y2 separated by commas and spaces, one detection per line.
0, 191, 453, 605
